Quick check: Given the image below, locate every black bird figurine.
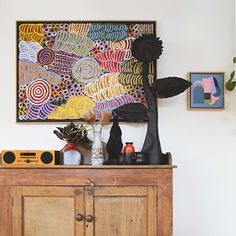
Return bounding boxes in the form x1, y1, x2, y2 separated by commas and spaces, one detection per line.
105, 112, 123, 165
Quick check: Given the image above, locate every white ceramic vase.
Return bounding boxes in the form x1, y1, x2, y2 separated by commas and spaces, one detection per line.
63, 142, 81, 165
90, 131, 104, 165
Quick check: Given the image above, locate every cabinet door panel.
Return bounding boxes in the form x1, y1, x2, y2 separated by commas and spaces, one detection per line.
85, 186, 157, 236
95, 196, 147, 236
12, 186, 84, 236
24, 197, 74, 236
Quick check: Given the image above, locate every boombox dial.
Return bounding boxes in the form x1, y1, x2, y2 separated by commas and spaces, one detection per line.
3, 151, 16, 164
41, 152, 53, 164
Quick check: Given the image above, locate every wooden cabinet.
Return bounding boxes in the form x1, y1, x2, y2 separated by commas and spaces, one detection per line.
0, 166, 176, 236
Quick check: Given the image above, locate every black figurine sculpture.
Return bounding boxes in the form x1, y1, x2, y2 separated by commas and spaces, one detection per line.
115, 35, 191, 165
105, 113, 123, 165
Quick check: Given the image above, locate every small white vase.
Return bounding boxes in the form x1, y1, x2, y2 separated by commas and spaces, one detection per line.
63, 142, 81, 165
91, 131, 104, 165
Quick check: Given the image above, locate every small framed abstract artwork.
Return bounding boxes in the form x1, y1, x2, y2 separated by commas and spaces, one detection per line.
16, 21, 156, 122
187, 72, 224, 110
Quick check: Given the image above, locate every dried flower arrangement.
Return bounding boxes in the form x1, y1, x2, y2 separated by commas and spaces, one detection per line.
82, 110, 112, 132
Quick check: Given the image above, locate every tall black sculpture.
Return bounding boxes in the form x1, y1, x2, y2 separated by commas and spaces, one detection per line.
116, 35, 191, 165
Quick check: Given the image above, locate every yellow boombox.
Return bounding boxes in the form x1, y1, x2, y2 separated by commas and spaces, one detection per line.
0, 150, 62, 166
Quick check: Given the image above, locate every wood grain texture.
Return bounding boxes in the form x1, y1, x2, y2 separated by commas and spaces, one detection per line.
0, 186, 12, 236
0, 165, 177, 169
0, 168, 172, 186
93, 186, 148, 236
85, 186, 94, 236
148, 186, 158, 236
24, 197, 75, 236
94, 196, 147, 236
12, 186, 83, 236
11, 186, 22, 236
21, 186, 76, 196
158, 184, 173, 236
94, 186, 147, 196
75, 187, 84, 236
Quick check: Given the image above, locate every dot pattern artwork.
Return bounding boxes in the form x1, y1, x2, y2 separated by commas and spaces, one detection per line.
17, 21, 156, 122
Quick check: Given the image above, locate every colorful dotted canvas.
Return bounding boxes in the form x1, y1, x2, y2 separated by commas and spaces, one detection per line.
17, 21, 156, 122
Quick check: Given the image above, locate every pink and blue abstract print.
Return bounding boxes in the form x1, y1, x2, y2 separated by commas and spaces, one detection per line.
189, 73, 224, 109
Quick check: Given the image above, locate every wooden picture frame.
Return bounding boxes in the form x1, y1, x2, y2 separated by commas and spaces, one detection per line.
16, 20, 157, 123
187, 72, 225, 110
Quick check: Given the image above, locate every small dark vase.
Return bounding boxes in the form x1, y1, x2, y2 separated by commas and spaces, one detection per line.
123, 142, 135, 165
135, 152, 147, 165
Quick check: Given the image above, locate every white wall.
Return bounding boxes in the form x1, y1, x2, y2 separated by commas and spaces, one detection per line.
0, 0, 235, 235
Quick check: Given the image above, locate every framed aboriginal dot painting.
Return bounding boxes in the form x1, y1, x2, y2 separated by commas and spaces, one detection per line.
187, 72, 224, 110
17, 21, 157, 122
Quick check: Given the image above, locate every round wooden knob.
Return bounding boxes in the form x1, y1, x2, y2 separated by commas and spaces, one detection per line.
76, 213, 84, 222
86, 215, 94, 222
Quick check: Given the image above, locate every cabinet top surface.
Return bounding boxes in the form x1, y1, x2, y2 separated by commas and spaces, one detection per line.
0, 165, 177, 170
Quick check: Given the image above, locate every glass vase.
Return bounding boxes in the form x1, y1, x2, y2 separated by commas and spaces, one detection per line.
91, 130, 104, 165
